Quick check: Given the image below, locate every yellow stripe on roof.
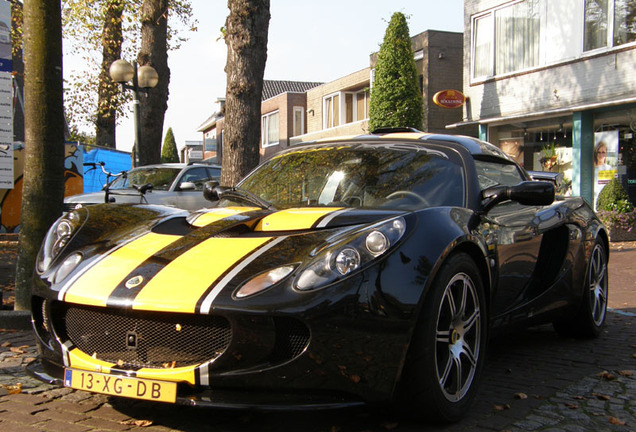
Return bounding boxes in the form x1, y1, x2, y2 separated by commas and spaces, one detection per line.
255, 207, 343, 231
190, 207, 260, 228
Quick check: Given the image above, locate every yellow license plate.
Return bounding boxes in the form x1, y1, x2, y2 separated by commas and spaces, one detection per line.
64, 369, 177, 403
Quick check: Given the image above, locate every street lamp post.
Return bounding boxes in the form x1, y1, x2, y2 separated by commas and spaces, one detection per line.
109, 59, 159, 167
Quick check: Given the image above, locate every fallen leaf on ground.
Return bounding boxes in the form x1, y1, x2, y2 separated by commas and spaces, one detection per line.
1, 341, 11, 347
609, 417, 626, 425
573, 395, 586, 400
514, 393, 528, 400
0, 383, 23, 394
381, 422, 399, 430
120, 419, 153, 427
565, 403, 579, 409
494, 404, 511, 411
9, 347, 26, 354
619, 370, 633, 376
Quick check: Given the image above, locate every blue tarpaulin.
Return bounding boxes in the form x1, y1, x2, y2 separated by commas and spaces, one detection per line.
81, 147, 131, 193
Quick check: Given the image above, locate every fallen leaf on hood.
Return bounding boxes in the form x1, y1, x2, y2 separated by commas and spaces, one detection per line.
597, 371, 617, 381
609, 417, 626, 425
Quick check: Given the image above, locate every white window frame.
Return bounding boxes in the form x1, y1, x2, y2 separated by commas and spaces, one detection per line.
470, 0, 636, 82
261, 110, 280, 148
292, 106, 304, 137
323, 93, 341, 129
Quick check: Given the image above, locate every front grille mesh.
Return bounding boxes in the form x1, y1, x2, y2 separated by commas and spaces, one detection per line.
58, 304, 231, 369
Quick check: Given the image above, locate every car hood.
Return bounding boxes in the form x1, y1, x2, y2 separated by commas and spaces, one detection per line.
57, 206, 407, 314
65, 190, 148, 205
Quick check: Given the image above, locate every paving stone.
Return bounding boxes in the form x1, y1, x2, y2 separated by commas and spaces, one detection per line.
78, 416, 134, 431
36, 419, 93, 432
0, 409, 46, 425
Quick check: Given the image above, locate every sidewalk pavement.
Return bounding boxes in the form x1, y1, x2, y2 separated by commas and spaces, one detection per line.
0, 237, 634, 431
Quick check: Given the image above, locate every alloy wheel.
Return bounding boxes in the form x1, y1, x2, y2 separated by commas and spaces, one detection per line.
434, 272, 482, 402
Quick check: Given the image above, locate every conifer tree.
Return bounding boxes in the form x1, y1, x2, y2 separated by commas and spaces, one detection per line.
161, 127, 179, 163
369, 12, 422, 131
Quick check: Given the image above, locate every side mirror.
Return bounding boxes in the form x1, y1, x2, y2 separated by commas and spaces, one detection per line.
133, 183, 154, 195
482, 181, 555, 213
203, 180, 220, 202
179, 181, 196, 191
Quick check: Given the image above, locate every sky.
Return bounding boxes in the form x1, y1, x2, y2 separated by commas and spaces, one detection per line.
66, 0, 465, 153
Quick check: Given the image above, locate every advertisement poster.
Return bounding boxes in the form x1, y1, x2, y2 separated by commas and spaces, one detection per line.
593, 130, 618, 209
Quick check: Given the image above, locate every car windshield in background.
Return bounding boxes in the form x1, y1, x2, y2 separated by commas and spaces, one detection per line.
109, 168, 181, 191
237, 145, 465, 210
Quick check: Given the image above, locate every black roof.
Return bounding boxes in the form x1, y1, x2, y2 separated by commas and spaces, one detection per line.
262, 80, 323, 101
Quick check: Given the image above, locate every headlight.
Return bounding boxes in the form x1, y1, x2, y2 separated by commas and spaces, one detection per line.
295, 216, 406, 291
235, 265, 296, 299
37, 209, 86, 274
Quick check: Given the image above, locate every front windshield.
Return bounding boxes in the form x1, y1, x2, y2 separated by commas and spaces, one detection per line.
235, 145, 464, 210
109, 167, 180, 191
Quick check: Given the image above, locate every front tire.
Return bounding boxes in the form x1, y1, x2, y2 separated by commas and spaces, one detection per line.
554, 238, 608, 338
398, 253, 487, 423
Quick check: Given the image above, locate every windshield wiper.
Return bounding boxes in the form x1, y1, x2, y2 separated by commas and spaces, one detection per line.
218, 187, 275, 210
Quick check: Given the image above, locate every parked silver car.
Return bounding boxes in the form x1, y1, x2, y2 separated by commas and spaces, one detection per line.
64, 163, 221, 211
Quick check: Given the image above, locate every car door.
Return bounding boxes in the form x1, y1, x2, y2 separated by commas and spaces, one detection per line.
475, 159, 547, 318
175, 166, 219, 210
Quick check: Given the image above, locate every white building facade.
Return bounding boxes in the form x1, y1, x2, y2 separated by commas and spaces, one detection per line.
455, 0, 636, 206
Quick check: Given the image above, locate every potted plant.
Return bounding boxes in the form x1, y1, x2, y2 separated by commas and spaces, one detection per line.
596, 178, 636, 241
540, 142, 558, 170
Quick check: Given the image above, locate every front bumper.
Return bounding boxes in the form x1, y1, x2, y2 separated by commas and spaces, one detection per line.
30, 271, 415, 408
26, 358, 365, 410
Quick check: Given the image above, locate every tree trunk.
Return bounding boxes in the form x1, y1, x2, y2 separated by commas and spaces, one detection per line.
95, 0, 124, 148
15, 0, 65, 310
137, 0, 169, 166
222, 0, 270, 187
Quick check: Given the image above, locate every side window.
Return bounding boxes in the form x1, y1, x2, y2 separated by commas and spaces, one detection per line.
206, 167, 221, 180
474, 159, 524, 191
180, 167, 212, 191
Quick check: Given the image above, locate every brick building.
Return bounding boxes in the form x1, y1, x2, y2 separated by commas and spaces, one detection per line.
197, 29, 472, 163
294, 29, 475, 144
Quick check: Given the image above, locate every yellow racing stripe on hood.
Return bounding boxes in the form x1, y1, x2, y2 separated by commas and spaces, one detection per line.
132, 236, 272, 313
190, 207, 260, 227
255, 207, 343, 231
64, 232, 181, 307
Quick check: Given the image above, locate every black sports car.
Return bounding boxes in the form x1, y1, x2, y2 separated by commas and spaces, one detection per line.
28, 130, 609, 423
